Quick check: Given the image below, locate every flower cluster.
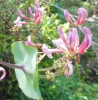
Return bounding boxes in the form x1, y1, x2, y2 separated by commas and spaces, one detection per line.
14, 2, 43, 27
64, 8, 88, 25
42, 8, 92, 78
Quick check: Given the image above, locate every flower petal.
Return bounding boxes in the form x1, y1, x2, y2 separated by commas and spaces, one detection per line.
64, 9, 73, 24
52, 39, 68, 51
78, 27, 92, 54
68, 28, 79, 52
42, 44, 63, 58
66, 58, 73, 76
28, 7, 35, 19
77, 8, 88, 25
58, 26, 68, 46
14, 17, 28, 27
0, 67, 6, 80
25, 36, 35, 46
42, 44, 53, 58
17, 9, 30, 20
34, 3, 43, 24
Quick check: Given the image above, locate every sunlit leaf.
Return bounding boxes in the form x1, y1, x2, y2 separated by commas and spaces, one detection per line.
11, 41, 42, 100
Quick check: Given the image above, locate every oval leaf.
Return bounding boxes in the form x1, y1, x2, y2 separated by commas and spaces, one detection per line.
11, 41, 42, 100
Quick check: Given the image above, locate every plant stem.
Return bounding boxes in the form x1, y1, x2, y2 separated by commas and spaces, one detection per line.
0, 60, 23, 70
37, 54, 46, 64
0, 60, 34, 78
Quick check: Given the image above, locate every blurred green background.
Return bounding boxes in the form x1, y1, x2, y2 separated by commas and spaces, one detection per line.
0, 0, 98, 100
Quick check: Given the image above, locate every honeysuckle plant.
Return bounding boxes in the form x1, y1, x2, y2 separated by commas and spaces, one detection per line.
0, 2, 92, 100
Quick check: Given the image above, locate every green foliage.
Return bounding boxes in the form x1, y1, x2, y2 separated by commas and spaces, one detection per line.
11, 42, 42, 100
40, 65, 98, 100
0, 0, 98, 100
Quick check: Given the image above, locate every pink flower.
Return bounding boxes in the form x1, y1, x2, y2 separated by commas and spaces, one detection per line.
42, 44, 63, 58
68, 28, 79, 52
64, 58, 73, 78
25, 36, 35, 46
17, 9, 30, 20
0, 67, 6, 80
42, 26, 92, 57
78, 27, 92, 54
17, 2, 43, 25
34, 2, 43, 24
58, 26, 92, 54
14, 17, 28, 27
42, 26, 92, 78
64, 8, 88, 25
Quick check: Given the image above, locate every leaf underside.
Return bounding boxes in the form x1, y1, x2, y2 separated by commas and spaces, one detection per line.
11, 41, 42, 100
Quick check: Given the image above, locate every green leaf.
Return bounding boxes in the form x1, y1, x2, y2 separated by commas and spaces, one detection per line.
11, 41, 42, 100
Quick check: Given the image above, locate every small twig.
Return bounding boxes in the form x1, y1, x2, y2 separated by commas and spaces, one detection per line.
37, 53, 46, 64
0, 14, 12, 28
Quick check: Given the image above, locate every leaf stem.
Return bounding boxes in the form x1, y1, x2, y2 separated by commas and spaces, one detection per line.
0, 60, 24, 70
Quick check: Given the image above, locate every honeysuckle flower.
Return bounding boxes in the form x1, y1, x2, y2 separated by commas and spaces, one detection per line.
25, 35, 35, 46
58, 26, 92, 55
14, 17, 28, 27
68, 27, 79, 52
64, 8, 88, 25
0, 67, 6, 80
78, 27, 92, 54
42, 26, 92, 57
64, 58, 73, 78
42, 44, 63, 58
17, 2, 43, 25
34, 2, 43, 24
52, 39, 68, 51
42, 26, 92, 77
17, 9, 30, 20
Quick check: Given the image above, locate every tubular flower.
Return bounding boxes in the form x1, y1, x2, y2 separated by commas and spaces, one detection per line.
64, 58, 73, 78
17, 2, 43, 25
68, 28, 79, 52
64, 8, 88, 25
78, 27, 92, 54
25, 35, 35, 46
34, 2, 43, 24
17, 9, 30, 20
42, 44, 63, 58
42, 26, 92, 78
0, 67, 6, 80
14, 17, 28, 27
42, 26, 92, 57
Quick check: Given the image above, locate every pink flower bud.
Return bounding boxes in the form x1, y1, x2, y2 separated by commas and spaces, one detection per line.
35, 2, 40, 8
28, 7, 35, 19
25, 36, 35, 46
64, 58, 74, 78
66, 58, 73, 76
17, 9, 30, 20
64, 8, 88, 25
78, 27, 92, 54
14, 17, 28, 27
64, 9, 73, 24
77, 8, 88, 25
68, 28, 79, 52
58, 26, 67, 46
0, 67, 6, 80
34, 2, 43, 24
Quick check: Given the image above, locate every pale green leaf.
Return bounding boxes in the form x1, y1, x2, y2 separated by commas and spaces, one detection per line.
11, 41, 42, 100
